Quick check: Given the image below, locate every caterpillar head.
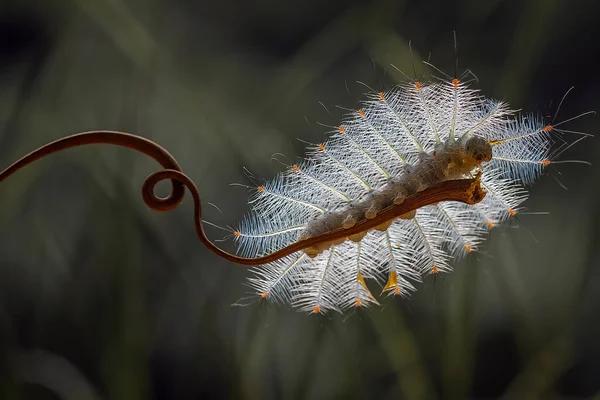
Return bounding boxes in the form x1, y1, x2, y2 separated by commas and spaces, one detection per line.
462, 135, 493, 168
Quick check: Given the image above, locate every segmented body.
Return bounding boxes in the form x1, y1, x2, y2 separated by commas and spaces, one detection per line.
234, 77, 561, 314
298, 133, 492, 257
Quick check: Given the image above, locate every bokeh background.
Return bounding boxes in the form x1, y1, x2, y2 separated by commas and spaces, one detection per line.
1, 0, 599, 399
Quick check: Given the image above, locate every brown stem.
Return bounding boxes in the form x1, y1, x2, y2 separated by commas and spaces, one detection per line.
0, 130, 486, 266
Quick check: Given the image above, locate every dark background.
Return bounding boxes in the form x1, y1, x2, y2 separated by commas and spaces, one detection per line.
0, 0, 599, 399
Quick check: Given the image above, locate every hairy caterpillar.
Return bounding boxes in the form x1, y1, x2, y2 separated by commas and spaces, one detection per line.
226, 55, 592, 314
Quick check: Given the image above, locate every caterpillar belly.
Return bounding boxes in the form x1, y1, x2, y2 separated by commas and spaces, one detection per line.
231, 64, 591, 314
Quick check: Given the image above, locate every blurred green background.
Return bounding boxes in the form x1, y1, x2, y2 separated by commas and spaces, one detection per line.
0, 0, 599, 399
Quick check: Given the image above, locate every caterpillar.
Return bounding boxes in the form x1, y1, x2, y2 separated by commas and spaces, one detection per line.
226, 55, 592, 315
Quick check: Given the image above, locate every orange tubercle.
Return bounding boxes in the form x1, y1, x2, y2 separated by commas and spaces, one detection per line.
261, 291, 269, 299
487, 220, 495, 228
415, 81, 422, 91
318, 143, 325, 151
313, 305, 320, 314
543, 125, 553, 132
464, 244, 472, 253
355, 298, 362, 307
233, 231, 242, 237
432, 265, 439, 274
452, 78, 459, 88
257, 186, 265, 191
394, 286, 400, 295
383, 270, 398, 293
508, 209, 516, 216
292, 164, 301, 172
542, 159, 551, 166
339, 126, 346, 133
378, 92, 385, 101
358, 109, 365, 117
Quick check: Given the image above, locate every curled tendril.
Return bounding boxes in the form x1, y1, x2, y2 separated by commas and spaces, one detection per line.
0, 131, 486, 266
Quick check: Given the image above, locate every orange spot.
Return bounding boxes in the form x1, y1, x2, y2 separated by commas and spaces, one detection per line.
415, 81, 422, 91
464, 244, 472, 253
394, 286, 400, 295
313, 305, 320, 314
432, 265, 439, 274
487, 220, 495, 228
378, 92, 385, 101
292, 164, 301, 172
318, 143, 325, 151
542, 159, 551, 166
355, 298, 362, 307
261, 291, 268, 299
358, 109, 365, 117
357, 272, 377, 302
257, 186, 265, 191
543, 125, 553, 132
452, 78, 459, 88
383, 270, 398, 293
508, 209, 516, 216
233, 231, 242, 237
339, 125, 346, 133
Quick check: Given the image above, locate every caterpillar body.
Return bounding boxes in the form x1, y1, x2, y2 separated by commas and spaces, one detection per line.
229, 62, 590, 314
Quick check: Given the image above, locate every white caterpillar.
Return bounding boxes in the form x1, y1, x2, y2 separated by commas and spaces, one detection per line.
229, 64, 590, 314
